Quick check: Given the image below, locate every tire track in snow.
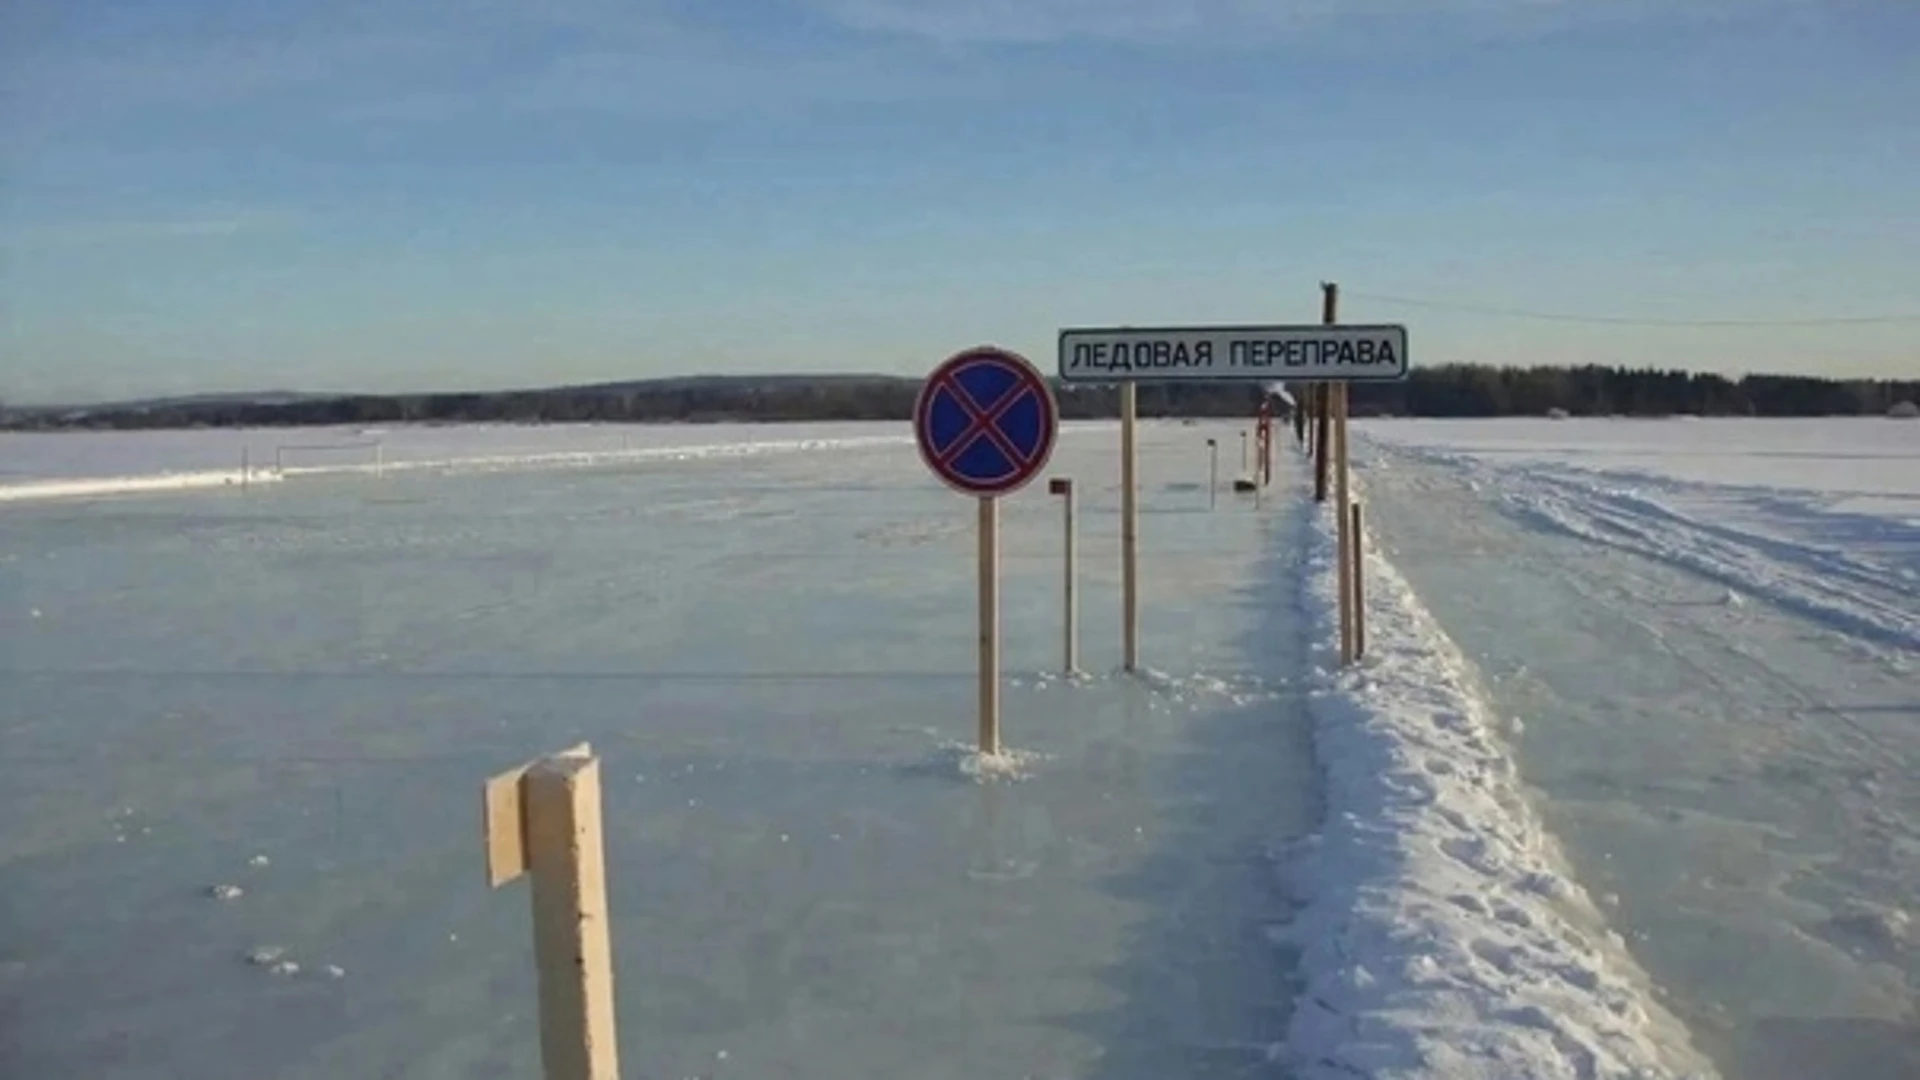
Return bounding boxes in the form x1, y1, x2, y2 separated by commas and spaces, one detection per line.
1493, 471, 1919, 655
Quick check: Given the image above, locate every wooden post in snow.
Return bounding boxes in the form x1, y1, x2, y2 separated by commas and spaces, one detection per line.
1351, 501, 1368, 660
1313, 384, 1331, 503
1336, 381, 1355, 666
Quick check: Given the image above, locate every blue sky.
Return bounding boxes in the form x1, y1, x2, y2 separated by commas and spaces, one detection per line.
3, 0, 1915, 403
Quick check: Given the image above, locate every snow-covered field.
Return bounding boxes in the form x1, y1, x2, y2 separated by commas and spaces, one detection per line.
1361, 418, 1919, 652
3, 415, 1913, 1078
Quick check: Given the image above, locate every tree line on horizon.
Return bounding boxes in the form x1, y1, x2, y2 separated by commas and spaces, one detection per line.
4, 363, 1913, 431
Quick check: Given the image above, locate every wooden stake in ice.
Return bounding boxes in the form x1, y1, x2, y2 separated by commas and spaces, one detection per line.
1049, 477, 1079, 675
978, 496, 1001, 755
1120, 383, 1140, 673
484, 743, 621, 1080
1206, 438, 1218, 510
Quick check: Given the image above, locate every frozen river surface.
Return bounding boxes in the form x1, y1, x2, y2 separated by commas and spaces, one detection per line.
1, 420, 1319, 1079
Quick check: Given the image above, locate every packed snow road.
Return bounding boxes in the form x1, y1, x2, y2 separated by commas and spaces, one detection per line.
1351, 424, 1920, 1080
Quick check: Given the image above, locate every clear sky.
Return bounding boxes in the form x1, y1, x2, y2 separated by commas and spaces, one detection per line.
3, 0, 1915, 404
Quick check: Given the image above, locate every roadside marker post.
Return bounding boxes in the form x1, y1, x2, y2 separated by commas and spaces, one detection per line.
1205, 439, 1218, 510
484, 742, 621, 1080
1321, 283, 1358, 667
1049, 477, 1079, 674
914, 346, 1060, 755
1119, 385, 1140, 671
1257, 398, 1274, 487
1314, 384, 1331, 503
1352, 501, 1368, 660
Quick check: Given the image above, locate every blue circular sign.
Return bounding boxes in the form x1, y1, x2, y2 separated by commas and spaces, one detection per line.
913, 346, 1060, 497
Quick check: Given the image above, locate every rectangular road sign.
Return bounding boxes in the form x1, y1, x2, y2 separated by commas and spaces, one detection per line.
1057, 323, 1409, 383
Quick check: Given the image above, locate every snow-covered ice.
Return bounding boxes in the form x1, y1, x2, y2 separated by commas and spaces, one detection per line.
0, 419, 1318, 1079
1360, 418, 1918, 652
1350, 417, 1920, 1080
9, 413, 1907, 1078
0, 421, 955, 503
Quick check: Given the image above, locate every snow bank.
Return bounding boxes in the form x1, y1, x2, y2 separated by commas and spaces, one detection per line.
280, 432, 915, 481
0, 432, 910, 504
1276, 489, 1719, 1079
0, 421, 1133, 506
0, 469, 282, 503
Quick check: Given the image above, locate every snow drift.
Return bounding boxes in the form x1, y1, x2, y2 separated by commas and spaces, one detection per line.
1276, 486, 1718, 1079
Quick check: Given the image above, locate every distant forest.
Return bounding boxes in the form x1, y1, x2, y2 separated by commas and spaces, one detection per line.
4, 364, 1914, 431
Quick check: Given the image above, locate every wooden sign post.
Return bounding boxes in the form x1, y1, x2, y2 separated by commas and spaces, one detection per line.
1120, 384, 1140, 672
976, 496, 1001, 754
483, 742, 621, 1080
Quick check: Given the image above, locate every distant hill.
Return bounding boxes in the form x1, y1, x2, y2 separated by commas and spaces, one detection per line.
92, 389, 331, 411
2, 366, 1913, 431
0, 373, 1269, 431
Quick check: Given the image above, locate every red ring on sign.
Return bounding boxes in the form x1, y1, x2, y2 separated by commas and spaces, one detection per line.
913, 346, 1059, 497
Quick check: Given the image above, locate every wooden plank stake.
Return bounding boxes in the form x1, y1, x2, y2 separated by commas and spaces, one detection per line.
1120, 384, 1139, 673
1351, 501, 1367, 660
978, 495, 1001, 754
1049, 478, 1078, 675
483, 742, 621, 1080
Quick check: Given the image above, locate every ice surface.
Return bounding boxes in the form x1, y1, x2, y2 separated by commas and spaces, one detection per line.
0, 422, 1012, 503
1276, 446, 1716, 1080
1351, 419, 1920, 1080
0, 419, 1319, 1079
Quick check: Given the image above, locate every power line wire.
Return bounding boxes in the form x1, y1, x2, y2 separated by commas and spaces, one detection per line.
1343, 290, 1920, 328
